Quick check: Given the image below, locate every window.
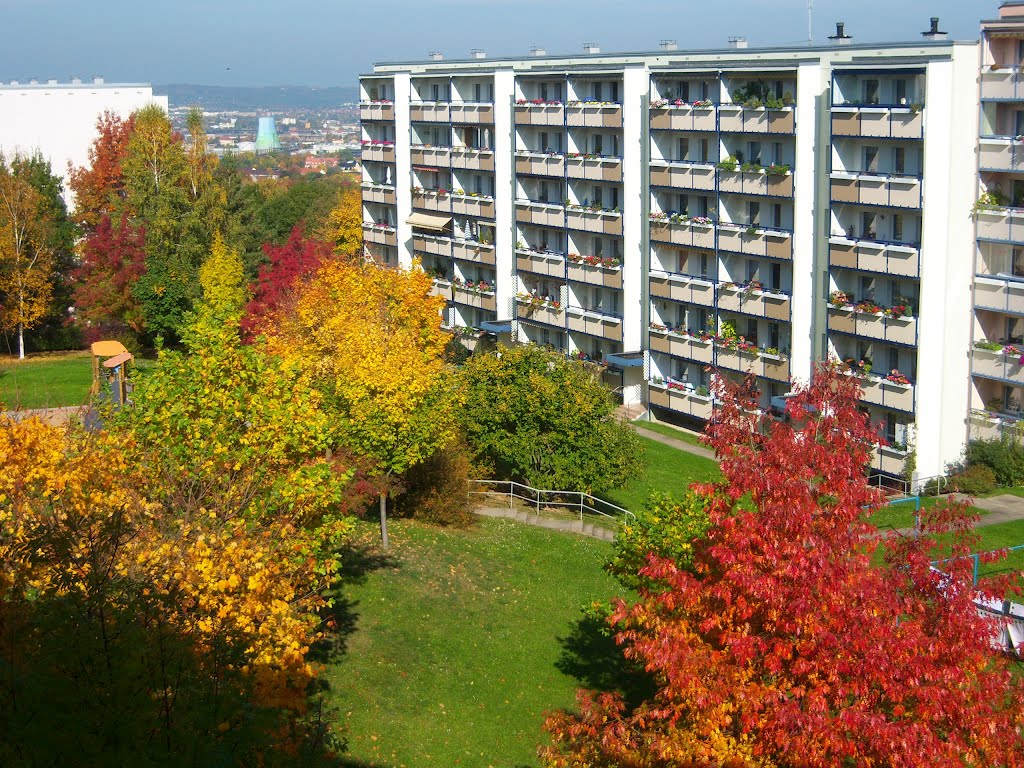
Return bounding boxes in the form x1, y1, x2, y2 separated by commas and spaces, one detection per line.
698, 197, 709, 217
1014, 247, 1024, 277
680, 81, 690, 102
772, 142, 783, 165
862, 212, 877, 238
539, 181, 550, 204
678, 194, 689, 215
892, 215, 903, 242
474, 175, 483, 195
593, 134, 604, 155
539, 131, 549, 152
861, 276, 876, 300
769, 322, 780, 349
432, 83, 441, 101
775, 80, 784, 99
474, 83, 481, 102
593, 185, 603, 207
770, 263, 782, 291
593, 82, 603, 101
611, 81, 619, 102
700, 253, 709, 278
748, 141, 762, 165
864, 146, 879, 173
369, 85, 379, 100
594, 237, 603, 256
678, 137, 690, 161
864, 79, 880, 104
611, 187, 619, 210
1017, 110, 1024, 140
888, 347, 899, 375
746, 260, 759, 282
700, 139, 709, 163
540, 83, 548, 101
748, 201, 761, 226
893, 147, 906, 175
772, 204, 782, 229
746, 319, 758, 343
894, 78, 907, 104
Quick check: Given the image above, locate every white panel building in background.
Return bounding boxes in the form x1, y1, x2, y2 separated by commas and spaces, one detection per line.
0, 77, 168, 206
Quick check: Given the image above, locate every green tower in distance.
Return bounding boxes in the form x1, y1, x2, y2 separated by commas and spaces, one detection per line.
254, 116, 280, 154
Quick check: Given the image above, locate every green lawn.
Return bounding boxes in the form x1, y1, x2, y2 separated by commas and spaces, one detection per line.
601, 435, 720, 512
631, 418, 707, 448
324, 518, 633, 768
868, 496, 992, 531
0, 352, 94, 409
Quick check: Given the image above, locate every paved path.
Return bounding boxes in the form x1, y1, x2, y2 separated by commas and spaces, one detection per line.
473, 506, 617, 542
1, 405, 84, 427
628, 420, 719, 461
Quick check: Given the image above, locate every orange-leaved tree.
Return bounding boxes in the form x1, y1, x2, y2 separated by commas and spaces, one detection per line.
67, 110, 136, 231
542, 364, 1024, 768
268, 256, 458, 547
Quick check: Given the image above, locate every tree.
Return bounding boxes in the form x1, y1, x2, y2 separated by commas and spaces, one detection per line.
320, 184, 363, 256
268, 258, 458, 547
199, 232, 246, 314
67, 110, 135, 230
542, 365, 1024, 768
457, 345, 645, 495
72, 214, 147, 339
0, 160, 55, 358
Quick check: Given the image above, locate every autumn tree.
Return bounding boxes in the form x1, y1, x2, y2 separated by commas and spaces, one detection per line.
72, 214, 147, 340
457, 345, 645, 495
67, 110, 135, 230
268, 258, 458, 547
542, 365, 1024, 768
0, 157, 56, 358
320, 183, 363, 256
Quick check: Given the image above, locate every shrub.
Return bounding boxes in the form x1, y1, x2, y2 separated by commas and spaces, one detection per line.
949, 465, 997, 496
393, 439, 474, 527
964, 436, 1024, 486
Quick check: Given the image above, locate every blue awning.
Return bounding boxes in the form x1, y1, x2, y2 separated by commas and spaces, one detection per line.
604, 351, 645, 368
481, 320, 513, 333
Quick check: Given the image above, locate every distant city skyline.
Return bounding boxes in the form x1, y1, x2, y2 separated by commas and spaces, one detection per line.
0, 0, 996, 89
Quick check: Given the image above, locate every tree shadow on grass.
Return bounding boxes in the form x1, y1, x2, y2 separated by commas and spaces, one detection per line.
555, 612, 657, 710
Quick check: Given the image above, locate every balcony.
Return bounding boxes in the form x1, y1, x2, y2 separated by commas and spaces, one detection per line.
515, 200, 566, 228
410, 102, 450, 122
567, 306, 623, 342
359, 102, 395, 122
717, 224, 793, 260
452, 239, 495, 265
452, 284, 497, 312
827, 305, 917, 346
649, 271, 715, 307
515, 297, 565, 328
649, 103, 717, 132
361, 182, 396, 206
830, 173, 922, 209
981, 68, 1024, 101
972, 346, 1024, 386
649, 329, 714, 363
828, 236, 919, 278
361, 142, 396, 163
515, 151, 565, 177
566, 155, 623, 182
718, 169, 794, 198
450, 102, 494, 124
718, 106, 795, 135
716, 284, 791, 321
648, 381, 713, 420
856, 374, 915, 413
713, 343, 790, 382
979, 138, 1024, 171
974, 275, 1024, 315
363, 223, 397, 247
566, 102, 623, 128
566, 207, 623, 236
514, 102, 565, 126
451, 194, 495, 219
976, 208, 1024, 245
451, 147, 495, 172
830, 107, 923, 140
869, 445, 910, 476
650, 161, 716, 192
649, 216, 716, 250
517, 249, 566, 278
429, 278, 452, 300
566, 257, 623, 289
969, 410, 1024, 444
413, 233, 453, 256
411, 189, 452, 213
410, 145, 451, 167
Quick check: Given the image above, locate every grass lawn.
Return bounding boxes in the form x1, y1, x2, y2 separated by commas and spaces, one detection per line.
601, 435, 720, 512
324, 518, 634, 768
868, 496, 992, 531
0, 352, 94, 409
631, 418, 706, 448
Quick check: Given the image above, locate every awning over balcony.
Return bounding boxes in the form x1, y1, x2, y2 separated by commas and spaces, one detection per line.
480, 320, 513, 334
406, 212, 452, 232
604, 351, 645, 368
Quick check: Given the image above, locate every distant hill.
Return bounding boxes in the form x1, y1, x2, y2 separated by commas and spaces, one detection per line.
156, 84, 360, 111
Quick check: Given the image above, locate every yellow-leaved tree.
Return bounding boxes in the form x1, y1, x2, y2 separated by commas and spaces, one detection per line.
269, 256, 459, 546
319, 184, 363, 257
199, 232, 247, 314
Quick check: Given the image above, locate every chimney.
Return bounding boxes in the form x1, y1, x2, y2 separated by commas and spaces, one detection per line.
659, 39, 678, 51
582, 42, 600, 54
530, 45, 547, 57
828, 22, 852, 45
47, 78, 57, 85
429, 51, 444, 61
93, 76, 104, 84
470, 49, 486, 59
727, 36, 748, 49
71, 77, 81, 84
921, 16, 947, 40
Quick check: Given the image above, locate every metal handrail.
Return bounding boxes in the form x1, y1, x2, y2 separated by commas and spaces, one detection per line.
469, 479, 635, 525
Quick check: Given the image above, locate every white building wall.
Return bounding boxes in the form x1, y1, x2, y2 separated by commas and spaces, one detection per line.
492, 70, 516, 322
392, 73, 413, 269
0, 82, 166, 207
620, 65, 647, 406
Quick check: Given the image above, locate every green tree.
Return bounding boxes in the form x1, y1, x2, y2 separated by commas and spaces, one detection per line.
457, 345, 645, 494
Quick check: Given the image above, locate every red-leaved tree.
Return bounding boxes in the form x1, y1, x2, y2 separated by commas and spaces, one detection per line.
543, 364, 1024, 768
67, 111, 135, 231
72, 214, 147, 339
241, 225, 332, 340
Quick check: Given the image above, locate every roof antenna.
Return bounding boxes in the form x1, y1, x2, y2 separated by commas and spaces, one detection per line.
807, 0, 814, 45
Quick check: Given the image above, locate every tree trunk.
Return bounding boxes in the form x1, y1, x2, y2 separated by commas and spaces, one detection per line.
17, 323, 24, 360
379, 492, 390, 550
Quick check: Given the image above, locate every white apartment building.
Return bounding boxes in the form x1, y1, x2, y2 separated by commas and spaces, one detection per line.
360, 16, 989, 484
0, 77, 168, 205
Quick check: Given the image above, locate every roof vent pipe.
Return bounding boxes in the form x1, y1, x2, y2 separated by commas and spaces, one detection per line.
828, 22, 852, 45
727, 36, 748, 49
921, 16, 947, 40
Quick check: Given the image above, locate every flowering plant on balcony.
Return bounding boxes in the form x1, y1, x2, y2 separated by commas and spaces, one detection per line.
453, 277, 493, 294
828, 290, 851, 307
567, 253, 621, 268
516, 292, 561, 311
692, 99, 714, 108
517, 98, 562, 106
360, 139, 394, 147
854, 299, 883, 314
649, 322, 668, 332
972, 189, 1010, 215
884, 302, 911, 320
691, 216, 713, 226
842, 357, 873, 376
885, 369, 911, 386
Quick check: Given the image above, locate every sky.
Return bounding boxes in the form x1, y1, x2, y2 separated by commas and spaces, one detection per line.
0, 0, 996, 89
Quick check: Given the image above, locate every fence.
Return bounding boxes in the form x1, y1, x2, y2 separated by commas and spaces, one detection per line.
469, 479, 635, 525
868, 473, 950, 497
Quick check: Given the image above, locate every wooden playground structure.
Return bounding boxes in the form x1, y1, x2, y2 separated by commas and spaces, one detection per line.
89, 340, 134, 407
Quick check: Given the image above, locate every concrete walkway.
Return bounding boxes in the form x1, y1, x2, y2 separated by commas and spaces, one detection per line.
473, 505, 617, 542
1, 405, 84, 427
628, 420, 719, 461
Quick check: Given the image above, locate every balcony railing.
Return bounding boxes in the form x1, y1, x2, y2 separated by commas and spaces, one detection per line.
429, 278, 452, 300
411, 189, 452, 213
515, 151, 565, 177
718, 105, 795, 135
647, 380, 714, 420
650, 161, 716, 192
410, 102, 450, 122
855, 373, 915, 413
974, 275, 1024, 315
717, 223, 793, 260
452, 285, 497, 312
361, 143, 396, 163
649, 217, 716, 250
514, 102, 565, 126
981, 68, 1024, 101
515, 200, 566, 228
830, 173, 922, 209
450, 147, 495, 172
649, 270, 715, 307
972, 346, 1024, 386
566, 155, 623, 182
515, 297, 565, 328
827, 305, 918, 346
714, 343, 791, 383
451, 194, 495, 219
649, 103, 717, 132
362, 222, 397, 247
716, 284, 791, 321
566, 258, 623, 289
718, 169, 794, 198
361, 183, 396, 206
359, 102, 395, 122
869, 444, 910, 476
566, 207, 623, 236
410, 145, 451, 167
450, 102, 494, 124
969, 410, 1024, 444
979, 137, 1024, 171
566, 102, 623, 128
413, 233, 453, 256
648, 329, 714, 363
830, 106, 923, 140
566, 306, 623, 342
516, 248, 566, 278
828, 236, 919, 278
453, 239, 495, 265
976, 208, 1024, 245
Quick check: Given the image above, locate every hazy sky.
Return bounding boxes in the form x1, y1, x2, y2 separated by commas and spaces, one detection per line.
0, 0, 996, 88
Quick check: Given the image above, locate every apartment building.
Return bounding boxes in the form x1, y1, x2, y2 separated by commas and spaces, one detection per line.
360, 19, 982, 483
